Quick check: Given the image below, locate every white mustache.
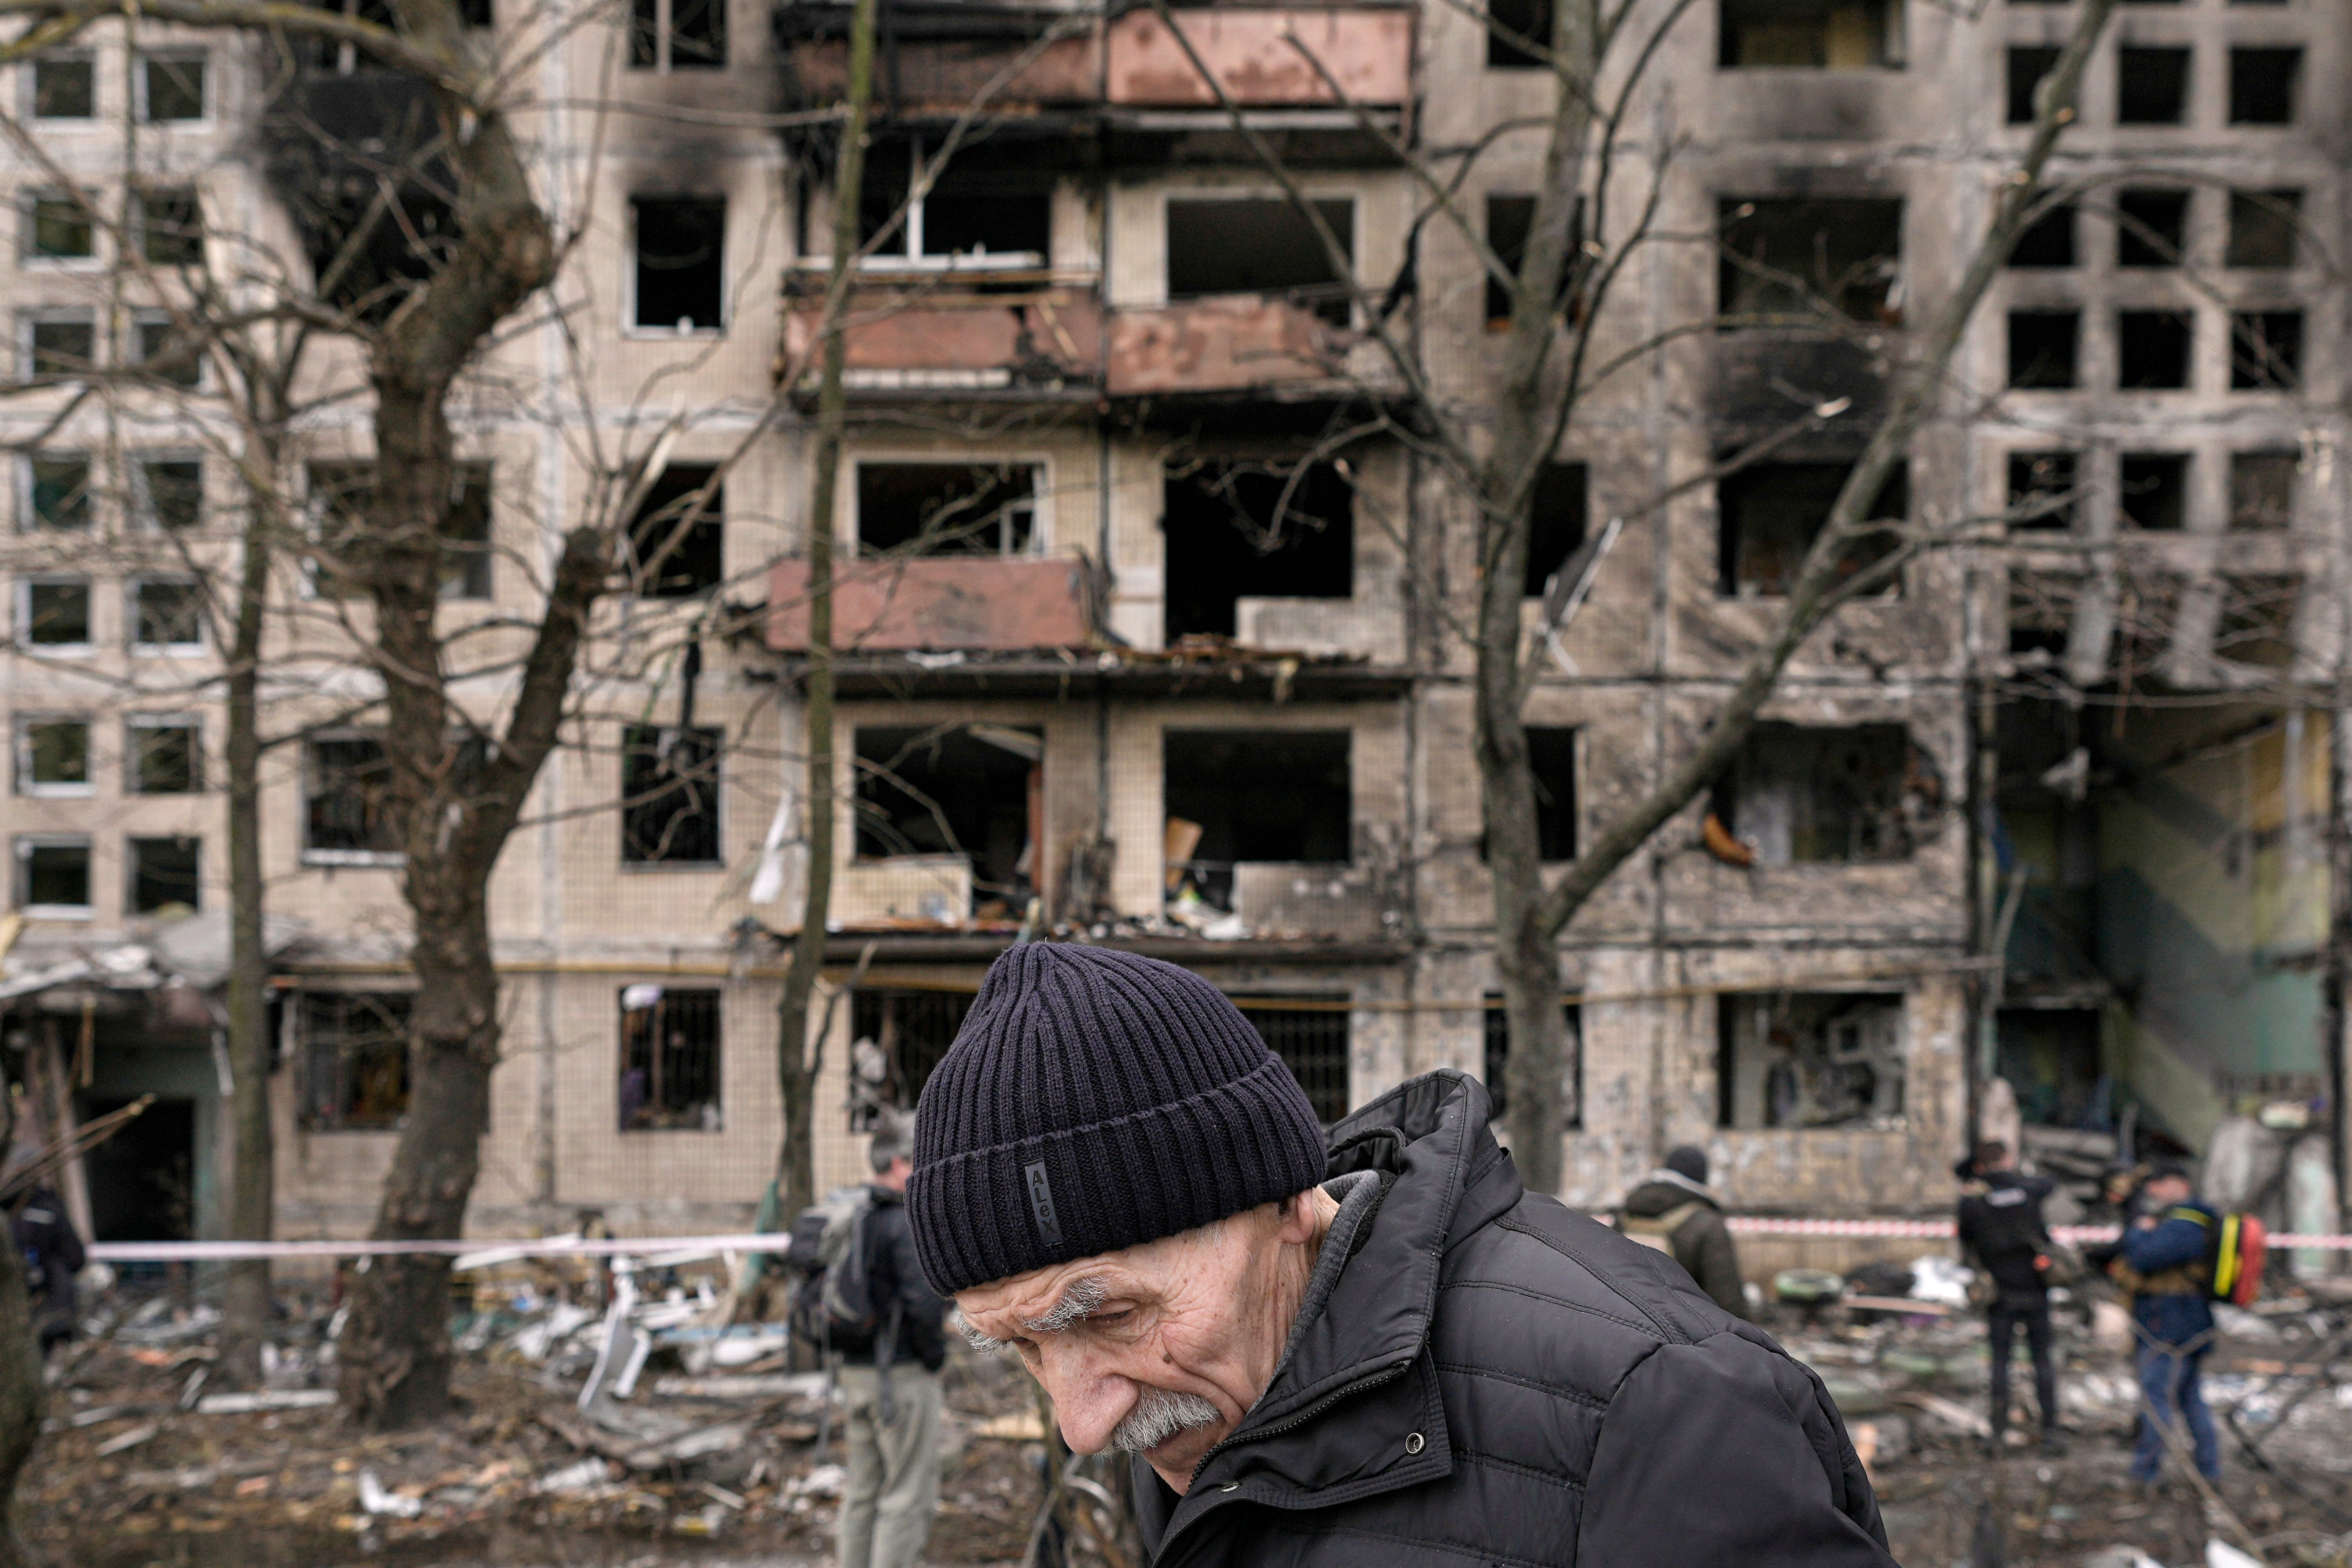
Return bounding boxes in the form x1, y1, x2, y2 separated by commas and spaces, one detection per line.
1107, 1387, 1225, 1454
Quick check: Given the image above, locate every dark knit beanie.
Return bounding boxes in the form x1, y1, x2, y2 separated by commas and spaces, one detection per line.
907, 944, 1329, 1296
1665, 1145, 1708, 1186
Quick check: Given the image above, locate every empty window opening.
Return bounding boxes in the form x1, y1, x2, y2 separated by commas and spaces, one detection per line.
2228, 47, 2297, 124
1530, 726, 1577, 860
133, 578, 204, 650
129, 717, 202, 793
854, 724, 1040, 914
16, 835, 91, 913
2008, 571, 2075, 661
1718, 198, 1901, 324
306, 461, 493, 600
1719, 0, 1901, 68
128, 836, 200, 914
622, 724, 721, 865
138, 186, 203, 265
1241, 998, 1351, 1123
2009, 201, 2076, 267
132, 314, 200, 387
2228, 451, 2296, 531
625, 463, 724, 595
633, 197, 725, 333
2116, 46, 2189, 124
1716, 460, 1904, 598
20, 578, 89, 646
2008, 452, 2079, 531
16, 718, 89, 796
1523, 462, 1588, 596
1486, 195, 1532, 328
26, 193, 91, 261
2006, 47, 2058, 125
619, 986, 721, 1131
1480, 999, 1582, 1128
1164, 729, 1350, 909
1165, 199, 1354, 327
305, 735, 401, 858
847, 988, 974, 1131
32, 56, 93, 118
135, 458, 203, 532
1711, 723, 1936, 864
2115, 188, 2187, 267
630, 0, 725, 70
2229, 311, 2301, 391
1995, 1010, 2101, 1130
2226, 189, 2300, 268
1717, 991, 1906, 1129
2215, 574, 2297, 669
1486, 0, 1552, 67
25, 455, 90, 530
138, 52, 205, 120
855, 462, 1034, 558
24, 313, 93, 379
861, 147, 1050, 266
2118, 453, 2187, 530
299, 992, 411, 1131
2117, 310, 2190, 389
1162, 459, 1353, 640
2007, 311, 2078, 389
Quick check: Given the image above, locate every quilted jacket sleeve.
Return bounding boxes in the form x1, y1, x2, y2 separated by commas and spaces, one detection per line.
1576, 1331, 1898, 1568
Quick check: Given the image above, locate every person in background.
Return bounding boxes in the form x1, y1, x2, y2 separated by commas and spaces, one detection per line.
12, 1182, 85, 1358
2115, 1161, 2220, 1488
837, 1120, 948, 1568
1617, 1145, 1749, 1319
1955, 1139, 2062, 1455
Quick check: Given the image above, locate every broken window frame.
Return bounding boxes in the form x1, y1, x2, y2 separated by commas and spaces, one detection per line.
625, 463, 726, 596
2116, 309, 2192, 390
127, 714, 204, 793
2225, 46, 2298, 125
21, 452, 92, 531
630, 195, 727, 335
2117, 452, 2189, 531
1716, 197, 1903, 327
1714, 459, 1907, 600
1238, 996, 1352, 1124
14, 715, 91, 798
28, 53, 94, 119
129, 575, 207, 654
854, 459, 1040, 560
2006, 309, 2079, 389
2224, 188, 2301, 269
618, 985, 723, 1132
1709, 722, 1936, 865
1162, 727, 1354, 914
132, 453, 204, 532
2006, 450, 2081, 532
2115, 45, 2191, 125
127, 834, 202, 914
2113, 187, 2189, 268
1485, 0, 1553, 68
2228, 310, 2301, 392
298, 991, 414, 1132
1160, 455, 1357, 640
2226, 450, 2297, 532
1716, 989, 1908, 1131
628, 0, 726, 73
1522, 461, 1589, 597
847, 987, 975, 1132
1717, 0, 1905, 70
857, 140, 1050, 274
18, 575, 91, 650
1479, 998, 1583, 1128
303, 731, 404, 865
1164, 195, 1358, 328
20, 309, 95, 381
851, 723, 1042, 916
14, 833, 93, 917
620, 723, 723, 868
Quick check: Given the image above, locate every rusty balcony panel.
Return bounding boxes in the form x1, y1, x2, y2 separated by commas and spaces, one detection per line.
781, 284, 1103, 391
782, 33, 1101, 112
766, 557, 1096, 653
1106, 294, 1354, 396
1105, 8, 1413, 108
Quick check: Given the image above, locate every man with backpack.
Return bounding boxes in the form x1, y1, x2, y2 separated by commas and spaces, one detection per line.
1615, 1146, 1749, 1318
2114, 1162, 2221, 1488
834, 1121, 948, 1568
1955, 1139, 2063, 1455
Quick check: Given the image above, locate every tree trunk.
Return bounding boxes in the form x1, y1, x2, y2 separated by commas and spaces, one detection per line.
218, 435, 280, 1390
774, 0, 878, 1226
0, 1084, 40, 1567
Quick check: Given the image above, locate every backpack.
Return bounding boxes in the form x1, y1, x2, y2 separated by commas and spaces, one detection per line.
784, 1186, 884, 1348
2208, 1212, 2267, 1306
1619, 1200, 1703, 1256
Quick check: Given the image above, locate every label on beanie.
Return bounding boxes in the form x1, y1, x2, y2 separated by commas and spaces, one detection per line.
1025, 1160, 1063, 1247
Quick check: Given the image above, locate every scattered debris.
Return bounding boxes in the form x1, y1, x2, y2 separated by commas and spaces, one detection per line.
91, 1422, 157, 1457
193, 1389, 337, 1415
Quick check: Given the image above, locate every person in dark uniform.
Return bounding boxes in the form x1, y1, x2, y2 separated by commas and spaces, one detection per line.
13, 1184, 86, 1358
1956, 1139, 2062, 1455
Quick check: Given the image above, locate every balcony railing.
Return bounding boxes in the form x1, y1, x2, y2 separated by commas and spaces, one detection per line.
780, 279, 1101, 393
767, 556, 1097, 653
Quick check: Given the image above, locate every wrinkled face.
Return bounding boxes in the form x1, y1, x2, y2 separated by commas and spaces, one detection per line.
954, 1198, 1315, 1486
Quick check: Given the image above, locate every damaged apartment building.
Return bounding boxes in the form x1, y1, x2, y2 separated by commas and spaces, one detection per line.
0, 0, 2343, 1255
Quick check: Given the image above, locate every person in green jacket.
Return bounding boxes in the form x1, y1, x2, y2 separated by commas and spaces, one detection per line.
1617, 1146, 1749, 1319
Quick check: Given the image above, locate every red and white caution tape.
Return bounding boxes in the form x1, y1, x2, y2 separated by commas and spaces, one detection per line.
1725, 1217, 2352, 1250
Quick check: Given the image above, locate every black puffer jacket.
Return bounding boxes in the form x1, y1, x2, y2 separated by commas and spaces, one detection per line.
1133, 1071, 1893, 1567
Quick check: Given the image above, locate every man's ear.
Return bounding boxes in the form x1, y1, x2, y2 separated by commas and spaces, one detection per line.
1273, 1189, 1324, 1245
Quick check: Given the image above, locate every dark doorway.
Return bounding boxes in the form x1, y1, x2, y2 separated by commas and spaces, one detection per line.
1997, 1009, 2103, 1128
81, 1095, 194, 1242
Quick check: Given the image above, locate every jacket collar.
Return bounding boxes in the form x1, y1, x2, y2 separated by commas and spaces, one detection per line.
1643, 1168, 1721, 1206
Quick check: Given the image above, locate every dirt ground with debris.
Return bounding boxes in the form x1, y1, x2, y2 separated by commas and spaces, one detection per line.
21, 1277, 2352, 1567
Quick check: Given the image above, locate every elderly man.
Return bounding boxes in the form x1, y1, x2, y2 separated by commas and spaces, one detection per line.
909, 945, 1893, 1566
